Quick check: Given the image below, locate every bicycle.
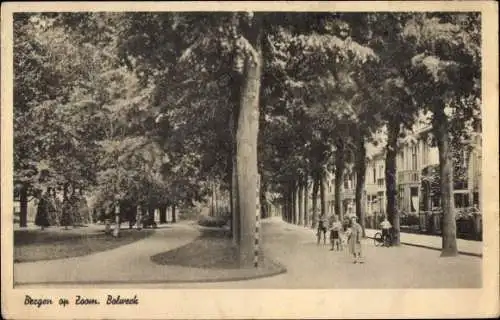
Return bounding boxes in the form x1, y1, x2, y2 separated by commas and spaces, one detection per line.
373, 229, 393, 247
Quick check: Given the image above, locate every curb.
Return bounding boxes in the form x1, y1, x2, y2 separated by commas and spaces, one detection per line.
365, 236, 482, 258
14, 261, 288, 286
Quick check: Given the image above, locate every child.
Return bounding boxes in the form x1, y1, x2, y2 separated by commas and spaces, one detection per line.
317, 215, 327, 245
329, 215, 342, 251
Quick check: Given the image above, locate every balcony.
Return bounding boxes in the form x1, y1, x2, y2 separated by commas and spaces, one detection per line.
398, 170, 420, 184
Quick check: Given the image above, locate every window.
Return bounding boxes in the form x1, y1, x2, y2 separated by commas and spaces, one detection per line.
377, 178, 384, 187
454, 193, 469, 208
373, 167, 376, 184
410, 187, 418, 213
412, 145, 418, 170
422, 143, 428, 166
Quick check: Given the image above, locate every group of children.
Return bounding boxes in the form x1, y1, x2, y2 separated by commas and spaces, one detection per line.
317, 214, 364, 263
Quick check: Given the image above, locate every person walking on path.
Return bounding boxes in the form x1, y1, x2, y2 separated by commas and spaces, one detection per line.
329, 215, 342, 251
347, 215, 363, 263
35, 189, 51, 230
317, 214, 327, 245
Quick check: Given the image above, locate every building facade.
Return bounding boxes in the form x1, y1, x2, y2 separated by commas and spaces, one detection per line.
319, 123, 481, 219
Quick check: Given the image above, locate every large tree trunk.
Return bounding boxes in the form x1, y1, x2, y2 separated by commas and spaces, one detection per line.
385, 120, 400, 245
355, 134, 367, 237
19, 183, 28, 228
304, 176, 309, 227
311, 171, 320, 228
334, 141, 345, 221
231, 159, 240, 244
171, 204, 176, 223
159, 205, 167, 224
298, 179, 304, 226
287, 185, 293, 223
320, 171, 326, 217
433, 105, 458, 257
230, 63, 241, 245
291, 181, 297, 224
260, 176, 268, 219
236, 15, 262, 267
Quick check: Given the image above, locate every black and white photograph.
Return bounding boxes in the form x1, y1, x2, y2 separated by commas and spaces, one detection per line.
1, 1, 498, 319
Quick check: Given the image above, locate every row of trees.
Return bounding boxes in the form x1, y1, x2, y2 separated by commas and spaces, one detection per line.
14, 12, 480, 266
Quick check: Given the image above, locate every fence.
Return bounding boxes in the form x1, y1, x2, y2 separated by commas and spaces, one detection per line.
364, 209, 482, 241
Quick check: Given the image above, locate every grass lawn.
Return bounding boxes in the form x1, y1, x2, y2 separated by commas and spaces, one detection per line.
14, 227, 154, 263
151, 227, 278, 270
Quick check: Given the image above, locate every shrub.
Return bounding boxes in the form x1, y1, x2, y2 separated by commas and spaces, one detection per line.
198, 215, 229, 228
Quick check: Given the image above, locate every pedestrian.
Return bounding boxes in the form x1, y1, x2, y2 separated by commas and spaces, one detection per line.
35, 189, 51, 230
329, 215, 342, 251
317, 214, 327, 245
347, 215, 363, 264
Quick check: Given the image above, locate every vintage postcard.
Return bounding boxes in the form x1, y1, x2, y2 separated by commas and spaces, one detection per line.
1, 1, 498, 319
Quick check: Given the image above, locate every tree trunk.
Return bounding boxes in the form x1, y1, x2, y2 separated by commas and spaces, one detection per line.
230, 48, 241, 245
355, 134, 367, 237
334, 142, 345, 221
283, 189, 288, 222
304, 176, 309, 227
260, 176, 268, 219
286, 186, 292, 223
288, 183, 293, 223
19, 183, 28, 228
235, 15, 262, 267
311, 171, 320, 228
229, 173, 234, 231
434, 105, 458, 257
159, 205, 167, 224
113, 208, 121, 237
211, 181, 216, 217
298, 179, 304, 226
231, 158, 240, 244
172, 204, 176, 223
320, 172, 326, 217
385, 120, 400, 245
291, 181, 297, 224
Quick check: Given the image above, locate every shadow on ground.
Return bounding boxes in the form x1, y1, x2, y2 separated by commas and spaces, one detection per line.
151, 227, 285, 274
151, 227, 251, 269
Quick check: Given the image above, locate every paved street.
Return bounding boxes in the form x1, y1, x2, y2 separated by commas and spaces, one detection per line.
162, 218, 481, 289
15, 217, 481, 289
